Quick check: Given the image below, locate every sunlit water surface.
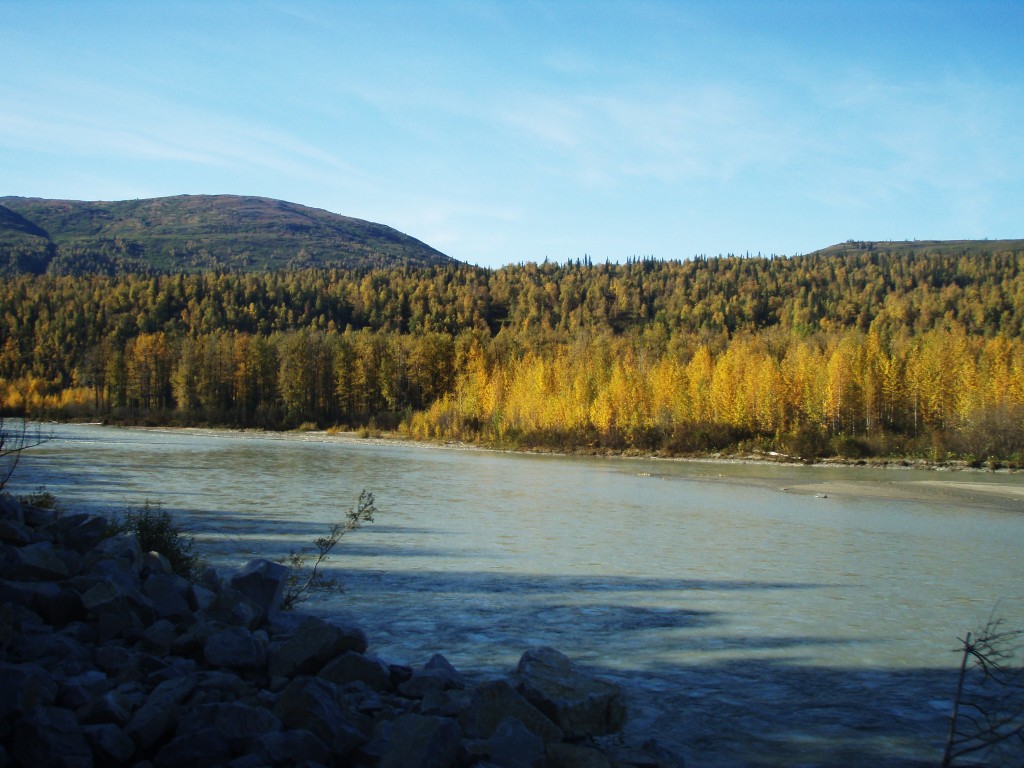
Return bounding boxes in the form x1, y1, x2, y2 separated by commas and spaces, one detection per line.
9, 424, 1024, 766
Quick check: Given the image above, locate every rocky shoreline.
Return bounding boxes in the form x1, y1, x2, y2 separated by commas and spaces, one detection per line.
0, 493, 682, 768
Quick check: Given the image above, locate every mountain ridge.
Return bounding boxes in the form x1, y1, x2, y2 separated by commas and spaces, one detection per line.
0, 194, 452, 274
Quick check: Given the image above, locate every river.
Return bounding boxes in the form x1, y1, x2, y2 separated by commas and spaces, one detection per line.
7, 423, 1024, 766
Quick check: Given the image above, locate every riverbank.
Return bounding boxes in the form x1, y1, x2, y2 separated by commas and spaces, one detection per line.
0, 491, 682, 767
55, 411, 1024, 473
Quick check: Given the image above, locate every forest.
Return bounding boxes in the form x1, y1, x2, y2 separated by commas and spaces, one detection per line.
2, 245, 1024, 463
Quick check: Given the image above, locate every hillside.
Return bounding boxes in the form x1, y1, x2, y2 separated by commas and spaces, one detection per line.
811, 239, 1024, 259
0, 194, 452, 274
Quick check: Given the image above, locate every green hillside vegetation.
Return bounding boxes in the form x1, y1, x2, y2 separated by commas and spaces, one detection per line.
0, 195, 452, 275
2, 242, 1024, 464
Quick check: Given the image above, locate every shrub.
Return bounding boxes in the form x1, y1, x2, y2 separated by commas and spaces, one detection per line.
280, 490, 377, 610
110, 501, 199, 581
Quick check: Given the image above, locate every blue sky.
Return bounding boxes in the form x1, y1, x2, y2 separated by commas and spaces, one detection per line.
2, 1, 1022, 268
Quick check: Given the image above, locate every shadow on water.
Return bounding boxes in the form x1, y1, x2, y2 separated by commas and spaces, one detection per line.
127, 511, 965, 767
4, 481, 989, 767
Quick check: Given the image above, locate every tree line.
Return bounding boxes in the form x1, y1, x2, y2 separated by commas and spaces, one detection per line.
2, 248, 1024, 461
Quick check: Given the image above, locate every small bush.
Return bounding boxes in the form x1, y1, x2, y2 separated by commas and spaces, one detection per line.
17, 486, 59, 509
280, 490, 377, 610
110, 501, 198, 581
296, 421, 318, 432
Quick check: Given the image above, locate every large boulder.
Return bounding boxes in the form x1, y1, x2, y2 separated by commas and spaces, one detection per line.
272, 677, 367, 757
377, 713, 462, 768
228, 558, 290, 623
13, 706, 93, 768
268, 615, 366, 678
458, 678, 563, 744
514, 647, 627, 740
203, 625, 267, 669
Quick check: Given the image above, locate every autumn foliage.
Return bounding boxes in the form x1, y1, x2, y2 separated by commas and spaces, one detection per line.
2, 248, 1024, 462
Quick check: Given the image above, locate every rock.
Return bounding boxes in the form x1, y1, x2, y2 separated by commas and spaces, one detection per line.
0, 579, 83, 626
13, 705, 93, 768
143, 573, 193, 621
57, 669, 110, 710
0, 516, 33, 545
254, 728, 331, 766
272, 677, 367, 757
82, 723, 136, 765
378, 713, 462, 768
399, 653, 467, 698
268, 615, 365, 678
603, 739, 686, 768
3, 540, 69, 580
0, 662, 58, 717
486, 716, 545, 768
546, 742, 614, 768
141, 550, 173, 576
123, 675, 197, 752
228, 558, 289, 622
142, 618, 179, 654
153, 725, 232, 767
458, 679, 562, 744
48, 513, 109, 553
420, 688, 471, 718
319, 650, 392, 690
515, 647, 627, 740
181, 701, 283, 753
87, 532, 144, 574
76, 689, 138, 726
204, 625, 267, 670
198, 586, 262, 629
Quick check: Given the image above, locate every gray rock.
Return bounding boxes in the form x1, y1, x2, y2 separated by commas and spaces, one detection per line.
4, 540, 69, 580
458, 679, 562, 744
142, 618, 179, 654
82, 723, 136, 765
0, 662, 58, 717
487, 717, 545, 768
181, 701, 283, 753
378, 713, 462, 768
123, 675, 196, 752
22, 504, 60, 528
546, 742, 614, 768
87, 532, 144, 574
76, 688, 137, 726
13, 706, 93, 768
0, 492, 25, 522
198, 586, 263, 629
229, 558, 289, 622
79, 572, 152, 617
141, 550, 173, 576
515, 646, 627, 740
272, 677, 367, 757
204, 625, 267, 670
319, 650, 392, 690
399, 654, 466, 698
0, 579, 82, 626
57, 669, 110, 710
254, 728, 331, 766
49, 513, 109, 553
0, 516, 33, 545
420, 688, 471, 718
154, 725, 231, 767
143, 572, 192, 621
268, 615, 365, 678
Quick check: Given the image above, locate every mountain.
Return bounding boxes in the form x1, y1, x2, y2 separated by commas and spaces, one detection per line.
810, 239, 1024, 258
0, 194, 453, 274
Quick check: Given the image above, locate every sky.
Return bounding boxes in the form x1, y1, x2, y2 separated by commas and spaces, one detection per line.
2, 1, 1022, 268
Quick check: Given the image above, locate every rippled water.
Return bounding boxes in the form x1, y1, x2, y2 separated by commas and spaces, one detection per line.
9, 424, 1024, 766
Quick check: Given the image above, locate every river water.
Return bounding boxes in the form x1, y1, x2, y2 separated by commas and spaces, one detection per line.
7, 423, 1024, 766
